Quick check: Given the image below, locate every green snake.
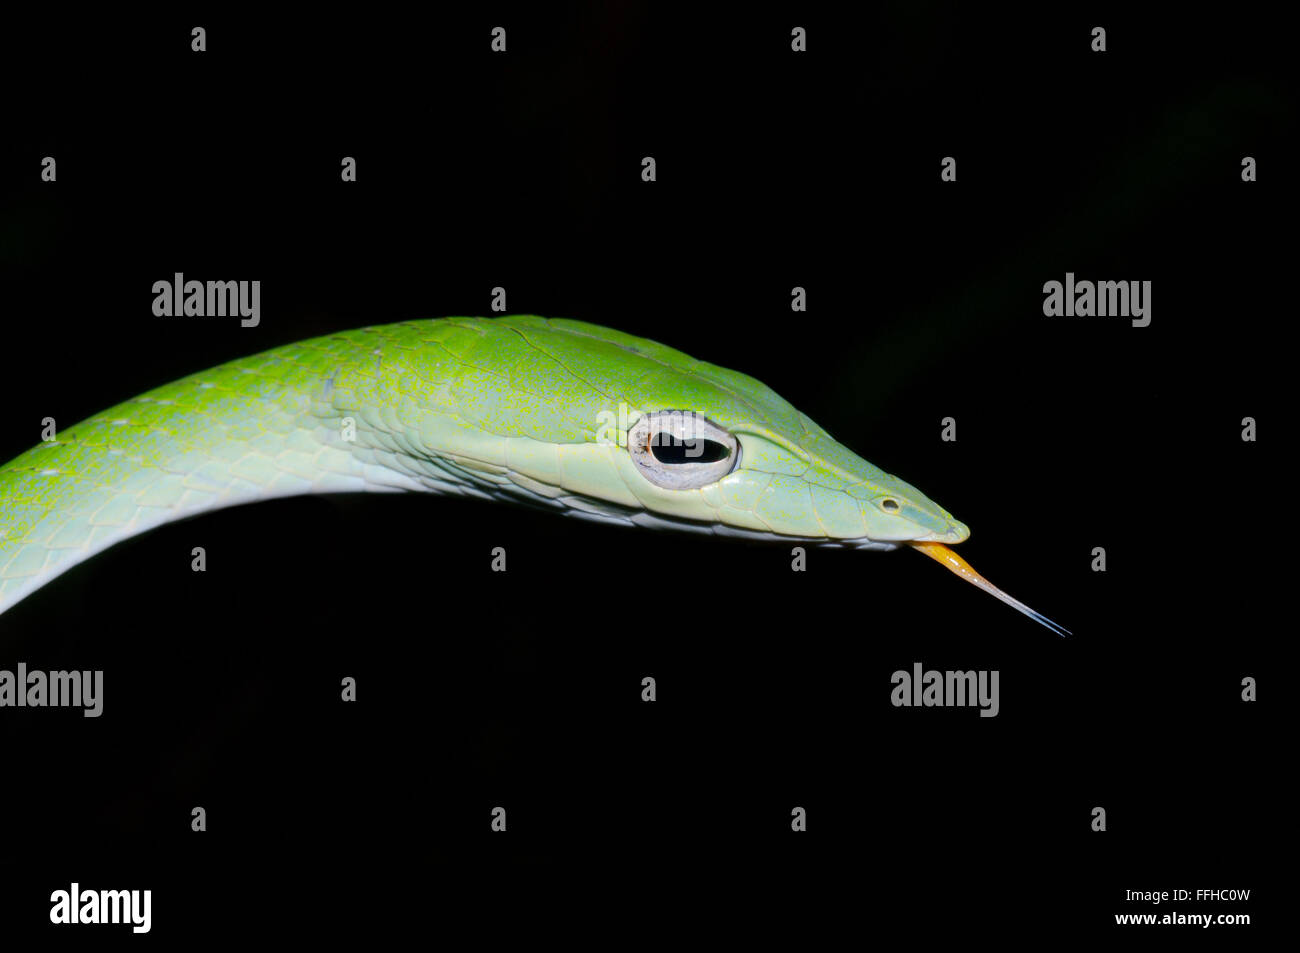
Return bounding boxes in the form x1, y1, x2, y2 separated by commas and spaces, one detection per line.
0, 315, 1067, 634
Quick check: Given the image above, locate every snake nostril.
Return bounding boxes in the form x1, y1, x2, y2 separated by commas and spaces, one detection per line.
881, 498, 900, 512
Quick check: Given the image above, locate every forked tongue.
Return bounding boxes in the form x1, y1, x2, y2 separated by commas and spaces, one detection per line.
909, 541, 1070, 637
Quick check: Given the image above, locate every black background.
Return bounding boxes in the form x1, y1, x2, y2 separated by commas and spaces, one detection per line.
0, 3, 1287, 940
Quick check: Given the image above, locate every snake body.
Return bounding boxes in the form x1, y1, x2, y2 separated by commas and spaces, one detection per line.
0, 315, 1064, 633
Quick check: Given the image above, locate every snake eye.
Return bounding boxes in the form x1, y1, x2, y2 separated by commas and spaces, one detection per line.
627, 411, 740, 489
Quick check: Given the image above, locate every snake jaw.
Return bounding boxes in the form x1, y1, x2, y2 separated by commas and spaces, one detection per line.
909, 541, 1071, 637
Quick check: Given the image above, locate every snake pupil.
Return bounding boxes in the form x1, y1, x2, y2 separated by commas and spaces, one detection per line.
650, 435, 730, 465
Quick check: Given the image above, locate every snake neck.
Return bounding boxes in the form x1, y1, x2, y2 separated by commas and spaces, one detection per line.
0, 330, 445, 617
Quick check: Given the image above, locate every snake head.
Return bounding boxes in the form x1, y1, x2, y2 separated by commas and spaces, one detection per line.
623, 406, 970, 547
